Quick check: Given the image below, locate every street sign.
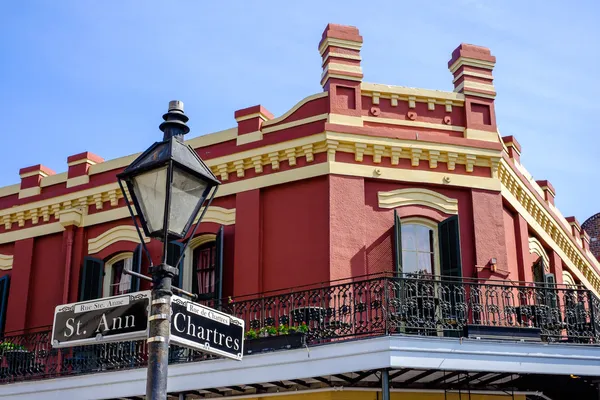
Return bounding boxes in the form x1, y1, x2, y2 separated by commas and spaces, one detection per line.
170, 295, 244, 361
51, 291, 151, 348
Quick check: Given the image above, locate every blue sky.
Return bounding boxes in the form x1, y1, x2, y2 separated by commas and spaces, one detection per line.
1, 1, 598, 223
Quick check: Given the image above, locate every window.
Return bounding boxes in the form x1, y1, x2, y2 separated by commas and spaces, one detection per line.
182, 226, 224, 303
103, 253, 134, 297
193, 242, 217, 298
401, 223, 437, 276
79, 246, 142, 301
394, 211, 462, 278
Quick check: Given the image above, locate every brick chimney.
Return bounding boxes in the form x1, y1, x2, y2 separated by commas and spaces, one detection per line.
319, 24, 363, 121
448, 44, 498, 141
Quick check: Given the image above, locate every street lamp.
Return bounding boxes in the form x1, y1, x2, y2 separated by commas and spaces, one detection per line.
117, 100, 220, 400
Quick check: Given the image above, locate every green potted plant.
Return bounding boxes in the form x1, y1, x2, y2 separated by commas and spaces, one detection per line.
0, 341, 30, 370
244, 323, 308, 355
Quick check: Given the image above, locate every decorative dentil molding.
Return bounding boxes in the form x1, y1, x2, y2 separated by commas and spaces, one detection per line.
378, 188, 459, 215
499, 161, 600, 293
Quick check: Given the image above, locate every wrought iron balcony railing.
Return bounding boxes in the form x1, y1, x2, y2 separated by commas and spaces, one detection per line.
0, 274, 599, 384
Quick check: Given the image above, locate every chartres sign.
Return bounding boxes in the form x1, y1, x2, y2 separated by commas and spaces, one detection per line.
170, 295, 244, 361
51, 291, 151, 348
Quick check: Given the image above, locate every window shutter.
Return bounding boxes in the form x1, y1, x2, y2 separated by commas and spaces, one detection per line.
79, 257, 104, 301
394, 210, 402, 275
0, 275, 10, 334
167, 241, 184, 288
438, 215, 462, 278
214, 226, 224, 306
131, 245, 142, 292
544, 273, 556, 286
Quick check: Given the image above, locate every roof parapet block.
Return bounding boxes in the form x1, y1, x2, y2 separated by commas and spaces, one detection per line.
536, 180, 556, 206
502, 135, 521, 163
235, 105, 274, 146
566, 216, 582, 244
67, 151, 104, 188
18, 164, 55, 199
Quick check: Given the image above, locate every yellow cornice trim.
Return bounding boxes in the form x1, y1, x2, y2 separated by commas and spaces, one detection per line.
500, 160, 600, 294
362, 116, 465, 133
236, 130, 263, 146
209, 133, 326, 168
321, 52, 361, 66
378, 188, 458, 215
186, 128, 238, 148
40, 172, 68, 188
318, 37, 362, 54
262, 93, 328, 127
449, 57, 496, 73
262, 114, 328, 134
455, 81, 496, 94
452, 69, 493, 84
361, 82, 465, 104
331, 161, 499, 191
0, 184, 19, 198
88, 225, 150, 255
67, 158, 97, 167
18, 187, 41, 199
323, 63, 362, 74
0, 222, 65, 245
66, 175, 90, 188
234, 113, 269, 123
528, 236, 550, 269
0, 182, 121, 219
0, 254, 13, 270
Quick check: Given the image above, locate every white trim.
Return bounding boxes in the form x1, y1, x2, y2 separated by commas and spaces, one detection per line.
102, 252, 133, 298
2, 335, 600, 399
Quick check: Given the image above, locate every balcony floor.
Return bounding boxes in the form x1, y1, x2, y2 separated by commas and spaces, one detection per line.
1, 334, 600, 400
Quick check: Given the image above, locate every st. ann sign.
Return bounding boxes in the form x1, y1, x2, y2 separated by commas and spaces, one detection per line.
170, 295, 244, 361
51, 291, 151, 348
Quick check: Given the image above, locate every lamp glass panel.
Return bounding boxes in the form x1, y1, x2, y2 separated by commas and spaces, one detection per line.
168, 166, 208, 236
131, 166, 168, 234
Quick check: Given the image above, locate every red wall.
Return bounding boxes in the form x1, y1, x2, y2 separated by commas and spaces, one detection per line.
261, 176, 329, 291
27, 233, 64, 329
503, 207, 519, 279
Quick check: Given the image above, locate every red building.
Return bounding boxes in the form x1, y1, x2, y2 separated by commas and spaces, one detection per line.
0, 24, 599, 400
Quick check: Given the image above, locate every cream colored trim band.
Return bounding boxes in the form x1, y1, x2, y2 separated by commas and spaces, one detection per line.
378, 188, 459, 214
0, 254, 13, 271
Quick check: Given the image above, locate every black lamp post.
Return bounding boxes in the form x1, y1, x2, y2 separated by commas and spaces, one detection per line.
117, 100, 220, 400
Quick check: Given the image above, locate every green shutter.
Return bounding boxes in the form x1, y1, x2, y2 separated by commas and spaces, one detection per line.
438, 215, 462, 278
214, 226, 224, 306
79, 257, 104, 301
167, 241, 184, 288
394, 210, 403, 275
0, 275, 10, 334
131, 245, 142, 292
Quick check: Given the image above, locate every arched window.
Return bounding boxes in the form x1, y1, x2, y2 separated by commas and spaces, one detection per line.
103, 253, 134, 297
401, 222, 438, 276
192, 241, 217, 299
393, 211, 462, 279
182, 227, 224, 303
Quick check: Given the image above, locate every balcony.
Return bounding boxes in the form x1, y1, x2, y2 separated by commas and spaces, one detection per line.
0, 274, 599, 385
